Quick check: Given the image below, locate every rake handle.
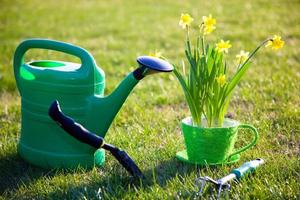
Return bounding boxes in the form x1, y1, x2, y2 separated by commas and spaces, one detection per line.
231, 158, 264, 179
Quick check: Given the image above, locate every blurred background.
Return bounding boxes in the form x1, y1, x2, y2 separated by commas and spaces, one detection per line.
0, 0, 299, 199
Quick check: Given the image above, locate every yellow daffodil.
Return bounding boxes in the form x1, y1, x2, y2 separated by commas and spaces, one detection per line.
216, 74, 226, 87
265, 35, 285, 50
236, 50, 250, 63
200, 14, 216, 35
215, 40, 232, 53
179, 13, 193, 29
203, 14, 216, 27
203, 25, 216, 35
149, 51, 162, 58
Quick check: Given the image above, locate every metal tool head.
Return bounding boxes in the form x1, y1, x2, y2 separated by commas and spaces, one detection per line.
195, 159, 265, 199
196, 176, 231, 200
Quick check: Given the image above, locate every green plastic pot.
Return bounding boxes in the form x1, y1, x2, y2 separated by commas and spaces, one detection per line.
176, 117, 259, 165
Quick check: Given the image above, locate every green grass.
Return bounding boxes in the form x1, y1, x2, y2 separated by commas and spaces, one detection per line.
0, 0, 299, 199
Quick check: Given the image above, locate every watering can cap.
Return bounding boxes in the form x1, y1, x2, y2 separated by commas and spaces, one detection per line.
137, 56, 173, 72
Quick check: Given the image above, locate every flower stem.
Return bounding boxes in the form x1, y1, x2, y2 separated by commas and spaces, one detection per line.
201, 36, 206, 55
238, 39, 270, 71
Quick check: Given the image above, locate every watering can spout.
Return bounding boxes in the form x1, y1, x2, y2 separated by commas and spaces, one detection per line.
88, 56, 173, 137
88, 72, 139, 136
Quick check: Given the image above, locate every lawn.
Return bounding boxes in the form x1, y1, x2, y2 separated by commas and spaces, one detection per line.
0, 0, 299, 199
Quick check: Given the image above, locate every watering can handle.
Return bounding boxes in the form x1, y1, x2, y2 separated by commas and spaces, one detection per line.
13, 39, 96, 92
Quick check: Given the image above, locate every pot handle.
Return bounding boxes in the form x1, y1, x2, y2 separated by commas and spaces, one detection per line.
13, 39, 96, 93
227, 124, 259, 159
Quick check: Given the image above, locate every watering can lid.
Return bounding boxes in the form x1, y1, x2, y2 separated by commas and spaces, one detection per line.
136, 56, 173, 72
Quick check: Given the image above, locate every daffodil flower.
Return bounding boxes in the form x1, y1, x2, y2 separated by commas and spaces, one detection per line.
200, 14, 216, 35
236, 50, 250, 64
203, 14, 216, 27
179, 13, 194, 29
149, 51, 162, 58
203, 25, 216, 35
216, 74, 226, 87
215, 40, 232, 53
265, 35, 285, 50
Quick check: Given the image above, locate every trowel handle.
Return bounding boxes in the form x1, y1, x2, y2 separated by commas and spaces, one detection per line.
231, 158, 264, 179
49, 100, 145, 179
14, 39, 96, 91
49, 100, 104, 148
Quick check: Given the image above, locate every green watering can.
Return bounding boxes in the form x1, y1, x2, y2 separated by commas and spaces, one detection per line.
14, 39, 173, 169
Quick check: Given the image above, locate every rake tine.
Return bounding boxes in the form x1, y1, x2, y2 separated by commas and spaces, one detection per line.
199, 179, 206, 194
195, 177, 207, 195
216, 185, 223, 200
224, 184, 231, 199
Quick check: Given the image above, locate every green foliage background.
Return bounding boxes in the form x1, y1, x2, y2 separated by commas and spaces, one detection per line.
0, 0, 299, 199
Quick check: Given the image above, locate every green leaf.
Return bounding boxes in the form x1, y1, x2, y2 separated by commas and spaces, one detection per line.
173, 68, 201, 125
226, 62, 251, 96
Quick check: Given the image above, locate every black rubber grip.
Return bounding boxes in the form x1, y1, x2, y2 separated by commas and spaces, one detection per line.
48, 100, 104, 148
133, 66, 146, 80
48, 100, 145, 179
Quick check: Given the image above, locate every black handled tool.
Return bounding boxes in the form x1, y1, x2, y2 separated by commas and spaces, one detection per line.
48, 100, 145, 179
